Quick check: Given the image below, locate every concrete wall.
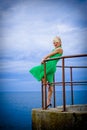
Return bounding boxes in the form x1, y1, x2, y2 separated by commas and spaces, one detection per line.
32, 105, 87, 130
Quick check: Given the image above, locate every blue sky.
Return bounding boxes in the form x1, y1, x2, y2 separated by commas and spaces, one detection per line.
0, 0, 87, 91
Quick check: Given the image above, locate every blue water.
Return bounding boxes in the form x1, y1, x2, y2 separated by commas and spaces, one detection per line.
0, 90, 87, 130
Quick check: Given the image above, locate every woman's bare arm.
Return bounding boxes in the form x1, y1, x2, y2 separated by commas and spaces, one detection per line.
41, 48, 63, 63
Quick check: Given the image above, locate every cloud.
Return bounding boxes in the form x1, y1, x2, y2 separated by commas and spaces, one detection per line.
0, 0, 87, 91
0, 60, 36, 73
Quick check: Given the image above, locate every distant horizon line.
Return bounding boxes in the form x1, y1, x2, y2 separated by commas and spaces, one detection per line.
0, 89, 87, 92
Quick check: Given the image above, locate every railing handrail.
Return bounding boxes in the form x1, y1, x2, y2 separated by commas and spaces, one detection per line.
44, 53, 87, 62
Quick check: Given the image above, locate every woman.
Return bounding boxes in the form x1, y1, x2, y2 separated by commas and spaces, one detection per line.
29, 36, 63, 108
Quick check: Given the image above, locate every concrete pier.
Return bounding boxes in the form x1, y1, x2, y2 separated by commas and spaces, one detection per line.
32, 104, 87, 130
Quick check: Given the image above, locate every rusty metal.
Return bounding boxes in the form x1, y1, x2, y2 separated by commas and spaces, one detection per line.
53, 74, 56, 108
70, 67, 74, 105
56, 65, 87, 107
43, 62, 47, 109
49, 81, 87, 86
41, 82, 44, 109
62, 58, 66, 111
41, 54, 87, 111
56, 65, 87, 68
45, 54, 87, 62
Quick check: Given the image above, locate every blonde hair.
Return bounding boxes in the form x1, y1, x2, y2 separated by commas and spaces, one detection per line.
53, 36, 62, 43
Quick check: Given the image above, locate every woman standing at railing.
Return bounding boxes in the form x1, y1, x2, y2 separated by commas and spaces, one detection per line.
29, 36, 63, 108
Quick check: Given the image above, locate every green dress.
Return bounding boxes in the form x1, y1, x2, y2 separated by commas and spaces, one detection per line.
29, 47, 63, 83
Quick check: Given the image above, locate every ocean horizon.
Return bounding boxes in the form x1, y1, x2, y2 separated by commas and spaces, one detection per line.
0, 90, 87, 130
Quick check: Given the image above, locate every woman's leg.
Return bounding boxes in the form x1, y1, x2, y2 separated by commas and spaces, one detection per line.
42, 78, 48, 86
42, 74, 54, 107
47, 85, 53, 106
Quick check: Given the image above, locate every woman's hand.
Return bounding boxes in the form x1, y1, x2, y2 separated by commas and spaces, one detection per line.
41, 58, 46, 64
41, 56, 48, 64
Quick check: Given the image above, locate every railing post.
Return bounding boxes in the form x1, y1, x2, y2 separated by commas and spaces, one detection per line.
41, 82, 44, 109
62, 58, 66, 111
70, 67, 74, 105
53, 74, 56, 108
43, 62, 47, 109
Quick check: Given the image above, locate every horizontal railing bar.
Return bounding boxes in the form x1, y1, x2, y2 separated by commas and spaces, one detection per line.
56, 65, 87, 68
50, 83, 87, 86
44, 54, 87, 62
45, 81, 87, 86
60, 54, 87, 59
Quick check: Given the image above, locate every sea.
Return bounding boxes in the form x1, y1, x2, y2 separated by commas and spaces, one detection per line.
0, 90, 87, 130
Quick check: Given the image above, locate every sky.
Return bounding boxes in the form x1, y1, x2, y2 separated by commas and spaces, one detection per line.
0, 0, 87, 91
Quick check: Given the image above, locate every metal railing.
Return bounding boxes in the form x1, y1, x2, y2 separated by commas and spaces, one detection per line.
41, 54, 87, 111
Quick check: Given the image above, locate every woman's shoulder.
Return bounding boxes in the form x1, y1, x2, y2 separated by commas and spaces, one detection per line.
55, 46, 63, 51
55, 47, 63, 54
